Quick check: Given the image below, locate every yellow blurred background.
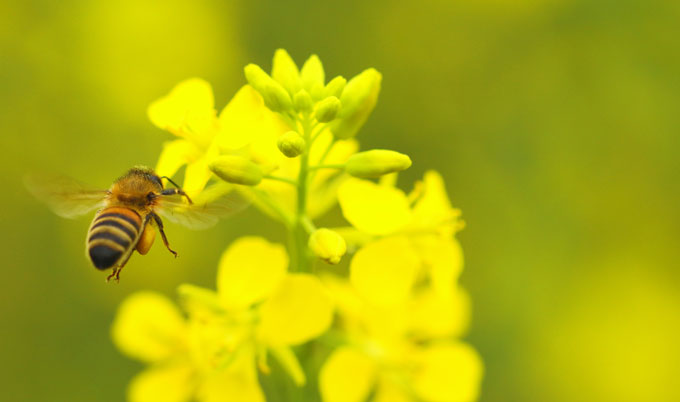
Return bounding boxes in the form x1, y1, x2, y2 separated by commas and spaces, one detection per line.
2, 0, 679, 401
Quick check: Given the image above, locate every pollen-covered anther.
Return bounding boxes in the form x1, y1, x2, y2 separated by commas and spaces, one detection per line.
308, 228, 347, 265
209, 155, 263, 185
345, 149, 412, 178
277, 131, 306, 158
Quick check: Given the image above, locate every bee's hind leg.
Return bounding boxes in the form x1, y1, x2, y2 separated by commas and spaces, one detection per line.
151, 212, 178, 258
106, 266, 121, 283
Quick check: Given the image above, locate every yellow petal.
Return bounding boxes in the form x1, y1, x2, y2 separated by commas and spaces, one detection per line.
217, 85, 289, 152
258, 274, 334, 346
111, 292, 187, 363
217, 237, 288, 309
128, 363, 194, 402
408, 287, 471, 339
413, 235, 464, 297
350, 237, 419, 307
412, 342, 484, 402
183, 142, 220, 198
148, 78, 215, 137
338, 178, 411, 236
319, 347, 377, 402
321, 275, 365, 325
372, 379, 411, 402
155, 139, 200, 179
199, 348, 265, 402
411, 170, 461, 234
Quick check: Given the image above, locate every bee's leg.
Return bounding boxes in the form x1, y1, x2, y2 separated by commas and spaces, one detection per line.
160, 176, 193, 204
151, 212, 178, 258
161, 187, 193, 204
106, 266, 121, 283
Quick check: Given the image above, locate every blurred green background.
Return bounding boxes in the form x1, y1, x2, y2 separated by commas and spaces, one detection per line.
2, 0, 679, 401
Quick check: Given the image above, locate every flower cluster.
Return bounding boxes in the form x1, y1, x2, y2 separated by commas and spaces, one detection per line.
113, 50, 482, 402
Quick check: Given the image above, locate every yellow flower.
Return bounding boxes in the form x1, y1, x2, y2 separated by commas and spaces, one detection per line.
149, 78, 290, 198
111, 291, 216, 402
338, 170, 462, 237
338, 170, 465, 298
319, 278, 482, 402
182, 237, 335, 391
112, 237, 335, 401
149, 78, 221, 198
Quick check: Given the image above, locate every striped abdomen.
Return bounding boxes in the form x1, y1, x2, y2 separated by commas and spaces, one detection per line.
87, 207, 142, 270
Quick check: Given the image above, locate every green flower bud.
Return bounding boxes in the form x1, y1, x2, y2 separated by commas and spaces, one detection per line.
309, 82, 326, 101
301, 54, 325, 93
272, 49, 302, 95
209, 155, 263, 185
277, 131, 306, 158
329, 68, 382, 139
324, 76, 346, 99
244, 64, 293, 113
308, 228, 347, 264
314, 96, 341, 123
293, 90, 313, 113
345, 149, 412, 178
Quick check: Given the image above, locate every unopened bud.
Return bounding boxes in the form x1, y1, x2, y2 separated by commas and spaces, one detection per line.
329, 68, 381, 139
324, 76, 346, 99
308, 228, 347, 264
293, 90, 313, 113
277, 131, 306, 158
210, 155, 263, 185
272, 49, 302, 95
314, 96, 341, 123
345, 150, 412, 178
244, 64, 293, 113
301, 54, 325, 93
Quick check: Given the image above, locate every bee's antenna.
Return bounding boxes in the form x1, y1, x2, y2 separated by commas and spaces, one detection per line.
160, 176, 182, 190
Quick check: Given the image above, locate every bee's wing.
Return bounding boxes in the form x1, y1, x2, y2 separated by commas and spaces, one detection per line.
24, 172, 109, 218
156, 184, 250, 230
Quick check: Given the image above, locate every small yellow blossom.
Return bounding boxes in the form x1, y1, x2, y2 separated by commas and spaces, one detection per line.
338, 171, 465, 297
149, 78, 221, 197
183, 237, 335, 391
319, 278, 483, 402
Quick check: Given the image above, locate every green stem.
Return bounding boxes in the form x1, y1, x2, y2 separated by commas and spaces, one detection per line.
309, 138, 337, 183
309, 123, 327, 143
308, 164, 345, 171
263, 174, 297, 185
301, 216, 316, 234
289, 114, 314, 273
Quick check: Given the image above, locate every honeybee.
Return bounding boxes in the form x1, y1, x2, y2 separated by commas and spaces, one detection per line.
26, 166, 242, 282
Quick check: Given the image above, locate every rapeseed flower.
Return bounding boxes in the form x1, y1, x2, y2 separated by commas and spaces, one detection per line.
113, 49, 483, 401
338, 171, 465, 298
319, 277, 482, 402
148, 78, 221, 198
112, 237, 334, 401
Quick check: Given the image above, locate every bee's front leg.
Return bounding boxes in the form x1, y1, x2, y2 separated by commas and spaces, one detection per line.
161, 187, 193, 204
151, 212, 178, 258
